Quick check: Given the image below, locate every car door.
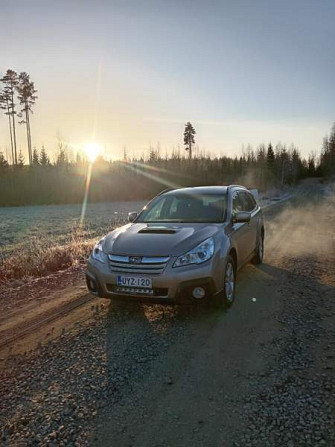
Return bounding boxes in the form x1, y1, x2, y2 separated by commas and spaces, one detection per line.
231, 190, 251, 265
238, 191, 258, 258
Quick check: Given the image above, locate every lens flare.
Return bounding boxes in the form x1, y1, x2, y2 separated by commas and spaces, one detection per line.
80, 142, 101, 227
84, 142, 102, 163
80, 163, 92, 227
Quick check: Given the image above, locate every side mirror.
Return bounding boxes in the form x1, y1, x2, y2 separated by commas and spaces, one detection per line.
234, 211, 251, 223
128, 212, 138, 222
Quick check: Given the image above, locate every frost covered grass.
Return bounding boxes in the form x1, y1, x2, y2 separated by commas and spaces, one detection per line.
0, 232, 94, 283
0, 200, 146, 284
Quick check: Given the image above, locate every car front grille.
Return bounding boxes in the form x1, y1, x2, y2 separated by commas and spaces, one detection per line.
108, 254, 170, 275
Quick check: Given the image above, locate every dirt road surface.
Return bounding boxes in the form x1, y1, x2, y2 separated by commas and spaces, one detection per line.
1, 184, 335, 446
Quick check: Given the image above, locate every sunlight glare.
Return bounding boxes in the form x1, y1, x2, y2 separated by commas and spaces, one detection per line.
84, 142, 102, 163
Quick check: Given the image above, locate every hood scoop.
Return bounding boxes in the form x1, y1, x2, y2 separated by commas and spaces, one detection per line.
138, 226, 178, 234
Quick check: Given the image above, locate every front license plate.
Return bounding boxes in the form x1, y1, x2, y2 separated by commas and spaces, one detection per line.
117, 276, 152, 288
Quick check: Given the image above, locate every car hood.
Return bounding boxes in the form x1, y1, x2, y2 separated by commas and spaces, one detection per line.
102, 222, 223, 256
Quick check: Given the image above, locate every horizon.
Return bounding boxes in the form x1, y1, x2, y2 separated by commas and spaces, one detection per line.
1, 0, 335, 162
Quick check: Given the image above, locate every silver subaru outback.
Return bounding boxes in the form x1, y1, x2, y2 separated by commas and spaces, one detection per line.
86, 185, 264, 306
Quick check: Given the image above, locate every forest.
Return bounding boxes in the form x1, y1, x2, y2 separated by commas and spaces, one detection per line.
0, 132, 334, 207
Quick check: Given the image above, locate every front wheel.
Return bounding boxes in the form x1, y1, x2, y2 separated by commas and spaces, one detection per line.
252, 232, 264, 265
215, 255, 236, 308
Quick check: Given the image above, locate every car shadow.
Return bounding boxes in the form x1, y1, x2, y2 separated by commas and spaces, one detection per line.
102, 295, 222, 400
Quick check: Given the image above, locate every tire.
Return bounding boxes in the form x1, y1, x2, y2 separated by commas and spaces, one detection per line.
252, 231, 264, 265
215, 255, 236, 308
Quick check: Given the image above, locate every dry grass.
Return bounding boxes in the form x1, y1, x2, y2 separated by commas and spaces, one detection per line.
0, 231, 98, 285
0, 211, 130, 285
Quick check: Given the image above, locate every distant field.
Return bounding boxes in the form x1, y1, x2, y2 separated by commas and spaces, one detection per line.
0, 200, 147, 258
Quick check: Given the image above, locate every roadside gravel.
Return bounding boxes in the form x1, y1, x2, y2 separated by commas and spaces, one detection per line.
1, 303, 195, 446
238, 255, 335, 446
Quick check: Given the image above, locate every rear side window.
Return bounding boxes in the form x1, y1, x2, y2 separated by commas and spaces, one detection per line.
233, 191, 256, 213
247, 193, 257, 210
240, 192, 256, 212
232, 192, 244, 213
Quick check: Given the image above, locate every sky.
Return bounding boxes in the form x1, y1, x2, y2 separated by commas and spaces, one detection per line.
1, 0, 334, 162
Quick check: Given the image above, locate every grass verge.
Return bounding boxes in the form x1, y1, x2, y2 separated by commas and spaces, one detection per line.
1, 232, 99, 285
0, 218, 127, 286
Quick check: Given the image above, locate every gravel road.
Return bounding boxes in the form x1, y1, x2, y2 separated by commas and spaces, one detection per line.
1, 184, 335, 447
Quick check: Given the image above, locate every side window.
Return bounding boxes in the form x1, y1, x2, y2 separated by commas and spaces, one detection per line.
233, 191, 256, 213
238, 192, 256, 212
232, 192, 244, 214
247, 193, 257, 211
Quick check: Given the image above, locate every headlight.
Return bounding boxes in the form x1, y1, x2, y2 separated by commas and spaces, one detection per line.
173, 237, 215, 268
91, 238, 106, 263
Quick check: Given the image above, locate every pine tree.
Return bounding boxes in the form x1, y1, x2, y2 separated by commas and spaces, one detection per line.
40, 146, 50, 166
319, 123, 335, 176
149, 145, 157, 163
329, 123, 335, 174
184, 122, 196, 159
0, 91, 14, 165
56, 142, 68, 166
266, 143, 275, 172
32, 147, 40, 165
256, 144, 266, 187
308, 154, 316, 176
16, 72, 38, 165
1, 70, 18, 164
0, 152, 9, 169
279, 146, 289, 184
17, 149, 25, 167
290, 145, 301, 182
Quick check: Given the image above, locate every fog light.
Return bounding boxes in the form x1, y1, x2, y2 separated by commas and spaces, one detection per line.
192, 287, 206, 299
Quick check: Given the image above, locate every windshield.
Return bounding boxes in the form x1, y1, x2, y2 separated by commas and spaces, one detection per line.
137, 193, 227, 223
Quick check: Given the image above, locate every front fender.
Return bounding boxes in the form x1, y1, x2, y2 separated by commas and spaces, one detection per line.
216, 233, 233, 292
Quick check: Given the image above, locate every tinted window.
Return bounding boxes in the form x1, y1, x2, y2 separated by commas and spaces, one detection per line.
239, 191, 256, 212
233, 191, 256, 213
232, 192, 244, 213
247, 193, 257, 210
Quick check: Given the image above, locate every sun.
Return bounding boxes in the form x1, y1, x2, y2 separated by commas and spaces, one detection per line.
84, 142, 102, 163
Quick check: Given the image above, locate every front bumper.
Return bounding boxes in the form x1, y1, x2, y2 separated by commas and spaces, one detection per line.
86, 254, 221, 304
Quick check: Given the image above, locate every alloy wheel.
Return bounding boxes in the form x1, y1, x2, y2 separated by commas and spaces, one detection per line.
259, 236, 263, 261
225, 261, 235, 303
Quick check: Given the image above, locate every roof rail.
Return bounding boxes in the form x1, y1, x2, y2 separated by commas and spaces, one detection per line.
157, 187, 177, 196
228, 184, 247, 190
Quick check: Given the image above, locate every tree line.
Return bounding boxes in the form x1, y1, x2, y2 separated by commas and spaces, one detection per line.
320, 123, 335, 177
0, 121, 334, 207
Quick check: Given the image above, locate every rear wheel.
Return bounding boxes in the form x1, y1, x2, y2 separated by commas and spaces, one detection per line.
252, 231, 264, 265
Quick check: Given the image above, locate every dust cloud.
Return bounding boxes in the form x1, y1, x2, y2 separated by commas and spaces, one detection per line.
265, 187, 335, 264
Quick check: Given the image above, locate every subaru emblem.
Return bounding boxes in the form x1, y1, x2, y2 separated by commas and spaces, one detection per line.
129, 256, 142, 264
